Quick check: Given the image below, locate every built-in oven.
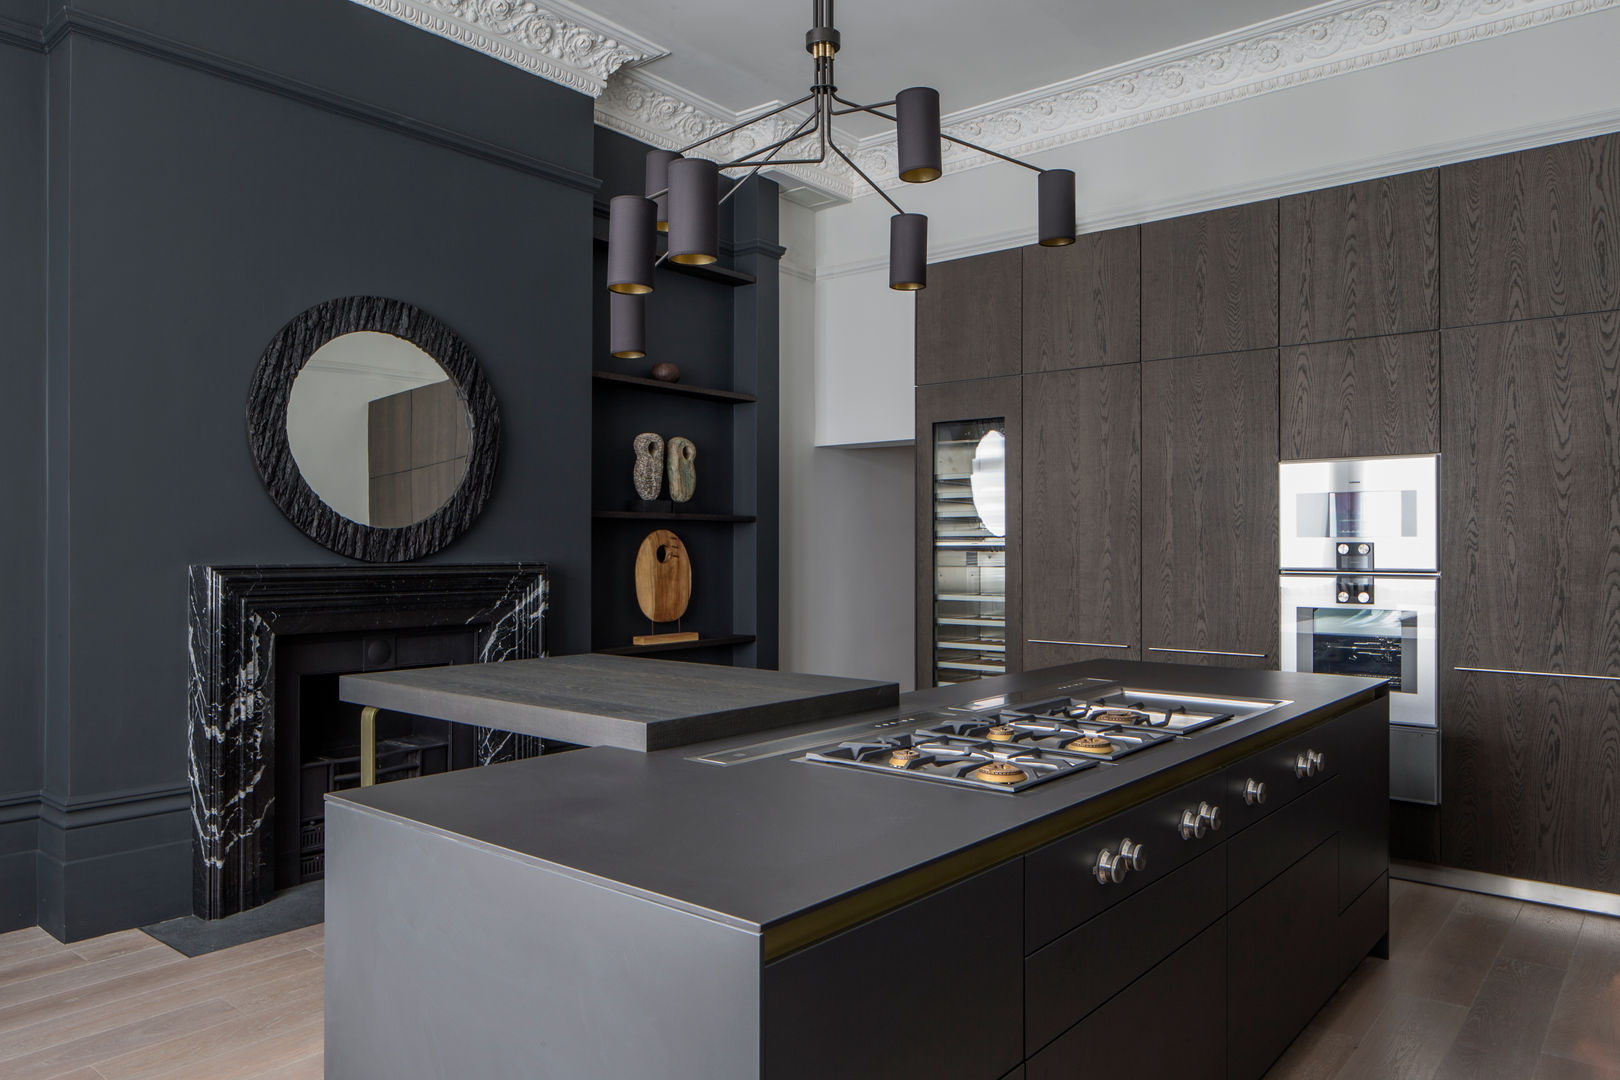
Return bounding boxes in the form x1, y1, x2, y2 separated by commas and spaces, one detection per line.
1279, 455, 1441, 804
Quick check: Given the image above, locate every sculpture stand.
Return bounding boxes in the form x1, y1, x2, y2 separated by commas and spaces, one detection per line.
634, 617, 699, 646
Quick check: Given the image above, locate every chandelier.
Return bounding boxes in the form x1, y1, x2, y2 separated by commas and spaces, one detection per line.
604, 0, 1076, 359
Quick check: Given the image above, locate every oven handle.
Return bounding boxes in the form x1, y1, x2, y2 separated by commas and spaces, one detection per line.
1456, 666, 1620, 682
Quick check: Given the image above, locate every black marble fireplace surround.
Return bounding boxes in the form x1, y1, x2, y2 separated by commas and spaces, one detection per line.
188, 564, 547, 919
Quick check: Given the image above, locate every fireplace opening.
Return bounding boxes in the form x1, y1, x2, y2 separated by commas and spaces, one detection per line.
273, 628, 479, 891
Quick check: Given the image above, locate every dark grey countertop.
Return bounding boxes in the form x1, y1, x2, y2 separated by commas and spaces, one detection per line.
329, 661, 1385, 944
338, 653, 898, 751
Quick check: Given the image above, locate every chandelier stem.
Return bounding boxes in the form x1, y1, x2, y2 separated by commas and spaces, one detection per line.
829, 139, 905, 215
674, 92, 817, 156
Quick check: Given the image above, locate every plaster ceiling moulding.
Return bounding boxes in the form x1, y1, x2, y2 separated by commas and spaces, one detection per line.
595, 69, 858, 205
837, 0, 1620, 194
347, 0, 669, 97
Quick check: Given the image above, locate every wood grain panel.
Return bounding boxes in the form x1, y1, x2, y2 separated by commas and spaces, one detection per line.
1282, 332, 1440, 460
366, 389, 411, 477
408, 379, 466, 467
1441, 315, 1620, 676
1142, 349, 1280, 666
1442, 133, 1620, 327
915, 249, 1022, 385
1023, 365, 1141, 662
915, 377, 1022, 688
1021, 227, 1139, 372
1142, 202, 1278, 361
1439, 669, 1620, 893
1281, 169, 1439, 344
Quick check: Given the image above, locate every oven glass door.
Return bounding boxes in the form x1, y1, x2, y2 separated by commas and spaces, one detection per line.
1279, 575, 1437, 727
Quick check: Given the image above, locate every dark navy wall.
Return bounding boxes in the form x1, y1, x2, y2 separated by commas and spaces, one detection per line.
5, 0, 601, 938
0, 26, 46, 932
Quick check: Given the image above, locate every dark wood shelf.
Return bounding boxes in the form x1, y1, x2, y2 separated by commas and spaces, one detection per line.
596, 634, 756, 656
590, 234, 757, 287
593, 511, 757, 523
592, 370, 757, 403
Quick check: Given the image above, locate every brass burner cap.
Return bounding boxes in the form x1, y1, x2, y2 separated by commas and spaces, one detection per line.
887, 748, 922, 768
985, 725, 1017, 742
1092, 709, 1145, 724
973, 761, 1028, 785
1066, 735, 1116, 755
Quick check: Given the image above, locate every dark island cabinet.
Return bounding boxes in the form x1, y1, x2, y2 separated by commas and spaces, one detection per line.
1021, 227, 1140, 373
1142, 202, 1278, 361
1281, 332, 1440, 460
1141, 348, 1280, 667
1022, 365, 1141, 667
1279, 169, 1439, 345
761, 859, 1023, 1080
1441, 133, 1620, 328
915, 249, 1023, 384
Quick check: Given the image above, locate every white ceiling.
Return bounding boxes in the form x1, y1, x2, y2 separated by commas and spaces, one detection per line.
588, 0, 1311, 134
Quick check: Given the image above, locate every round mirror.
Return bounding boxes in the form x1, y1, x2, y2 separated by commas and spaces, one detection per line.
285, 332, 472, 528
247, 297, 499, 562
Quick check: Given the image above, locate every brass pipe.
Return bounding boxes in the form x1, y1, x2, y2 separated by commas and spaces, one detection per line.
360, 706, 378, 787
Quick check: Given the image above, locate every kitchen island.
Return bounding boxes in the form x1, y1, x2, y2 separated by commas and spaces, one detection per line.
324, 661, 1388, 1080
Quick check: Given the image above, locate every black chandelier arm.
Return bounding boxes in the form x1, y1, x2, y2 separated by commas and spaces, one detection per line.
828, 139, 906, 215
717, 111, 822, 206
830, 94, 895, 118
941, 132, 1043, 173
675, 93, 817, 157
718, 110, 821, 171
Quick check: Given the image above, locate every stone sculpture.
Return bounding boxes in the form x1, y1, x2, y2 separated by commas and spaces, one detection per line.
632, 432, 664, 501
667, 436, 697, 503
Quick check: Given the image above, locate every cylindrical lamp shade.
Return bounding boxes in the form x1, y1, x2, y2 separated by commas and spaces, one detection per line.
610, 291, 646, 359
895, 87, 942, 183
607, 195, 657, 294
644, 149, 682, 232
889, 212, 928, 291
1038, 169, 1076, 247
667, 158, 719, 265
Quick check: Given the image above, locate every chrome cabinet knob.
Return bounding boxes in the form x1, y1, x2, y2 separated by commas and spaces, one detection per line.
1120, 838, 1146, 872
1180, 809, 1206, 840
1198, 801, 1222, 833
1095, 848, 1127, 885
1244, 778, 1267, 805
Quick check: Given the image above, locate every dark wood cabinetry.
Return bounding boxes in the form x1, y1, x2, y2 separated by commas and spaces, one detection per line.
1142, 202, 1278, 361
1022, 365, 1140, 668
1141, 349, 1280, 666
1281, 332, 1440, 459
1442, 133, 1620, 327
1021, 227, 1139, 372
915, 249, 1023, 384
1280, 170, 1439, 344
1441, 314, 1620, 677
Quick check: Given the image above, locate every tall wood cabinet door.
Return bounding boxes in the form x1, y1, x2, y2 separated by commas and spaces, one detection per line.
1441, 314, 1620, 677
916, 377, 1022, 688
915, 249, 1023, 385
1279, 169, 1439, 345
1021, 227, 1139, 373
1142, 202, 1278, 362
1142, 349, 1280, 667
1281, 332, 1440, 460
1439, 669, 1620, 893
1023, 365, 1141, 667
1442, 133, 1620, 327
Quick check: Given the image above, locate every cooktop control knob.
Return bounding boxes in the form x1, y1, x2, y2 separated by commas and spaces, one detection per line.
1244, 778, 1267, 805
1198, 801, 1222, 833
1094, 848, 1128, 885
1180, 809, 1206, 840
1120, 838, 1146, 873
1308, 749, 1325, 774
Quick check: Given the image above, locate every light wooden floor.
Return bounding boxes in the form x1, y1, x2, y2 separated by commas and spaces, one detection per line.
1267, 879, 1620, 1080
0, 921, 322, 1079
0, 880, 1614, 1079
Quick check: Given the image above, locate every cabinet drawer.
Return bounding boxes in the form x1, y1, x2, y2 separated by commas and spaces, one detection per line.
1222, 721, 1340, 834
1228, 773, 1341, 907
1025, 771, 1227, 952
1335, 872, 1390, 986
1027, 918, 1227, 1080
1026, 845, 1225, 1055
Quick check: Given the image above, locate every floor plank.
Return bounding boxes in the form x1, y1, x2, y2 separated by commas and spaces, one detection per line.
1535, 1055, 1620, 1080
1544, 914, 1620, 1069
1401, 892, 1521, 1006
0, 999, 240, 1080
1333, 993, 1469, 1080
1431, 956, 1568, 1080
1500, 904, 1588, 970
70, 931, 165, 964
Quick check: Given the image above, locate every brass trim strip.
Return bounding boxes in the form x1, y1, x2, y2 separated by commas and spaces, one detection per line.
759, 692, 1378, 962
1455, 665, 1620, 682
360, 706, 378, 788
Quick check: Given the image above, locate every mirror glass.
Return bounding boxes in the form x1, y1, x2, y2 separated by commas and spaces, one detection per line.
285, 331, 472, 527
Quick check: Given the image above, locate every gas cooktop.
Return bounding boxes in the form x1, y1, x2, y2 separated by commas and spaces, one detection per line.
797, 685, 1286, 793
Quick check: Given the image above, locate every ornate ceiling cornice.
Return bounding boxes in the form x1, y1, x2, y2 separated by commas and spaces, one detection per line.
592, 0, 1617, 202
347, 0, 667, 97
